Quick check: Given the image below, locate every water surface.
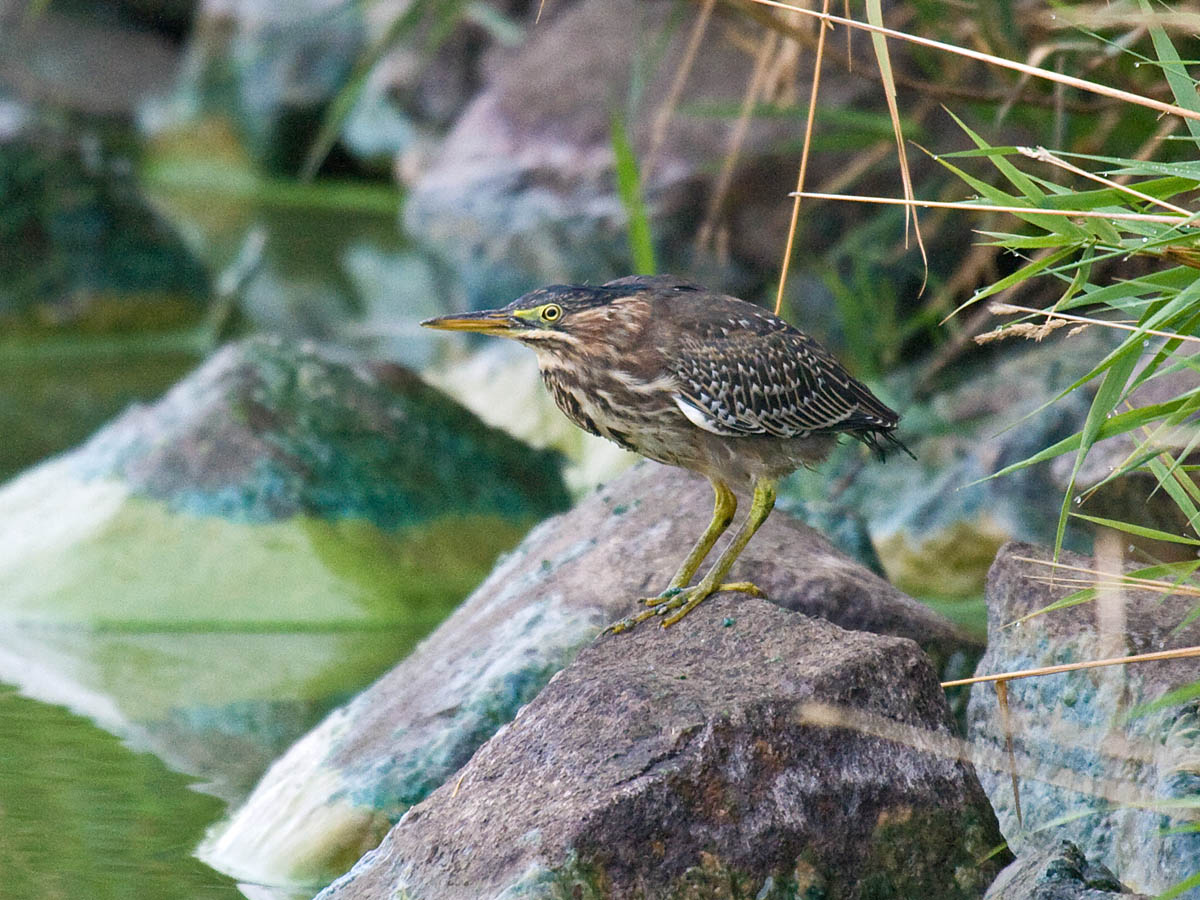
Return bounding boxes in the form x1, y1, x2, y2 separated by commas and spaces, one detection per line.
0, 683, 242, 900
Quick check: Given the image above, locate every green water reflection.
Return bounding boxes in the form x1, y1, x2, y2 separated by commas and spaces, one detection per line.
0, 136, 470, 900
0, 337, 201, 483
0, 683, 241, 900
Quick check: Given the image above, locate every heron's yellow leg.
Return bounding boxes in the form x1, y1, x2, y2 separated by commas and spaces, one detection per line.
664, 478, 737, 591
605, 478, 775, 634
659, 477, 776, 627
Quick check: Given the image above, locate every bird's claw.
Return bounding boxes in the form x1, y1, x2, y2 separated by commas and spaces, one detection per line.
639, 586, 684, 608
602, 581, 766, 635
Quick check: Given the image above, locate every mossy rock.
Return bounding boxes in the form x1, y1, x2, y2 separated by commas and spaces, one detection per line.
0, 337, 569, 798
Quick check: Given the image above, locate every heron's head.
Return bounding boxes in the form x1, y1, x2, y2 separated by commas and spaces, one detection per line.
421, 279, 671, 359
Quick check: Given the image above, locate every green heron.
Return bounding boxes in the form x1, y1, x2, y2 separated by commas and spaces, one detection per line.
422, 275, 908, 632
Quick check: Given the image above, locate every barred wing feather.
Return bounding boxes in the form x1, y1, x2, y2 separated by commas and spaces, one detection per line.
671, 329, 897, 440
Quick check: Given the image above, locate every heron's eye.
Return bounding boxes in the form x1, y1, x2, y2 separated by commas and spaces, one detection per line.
541, 304, 563, 322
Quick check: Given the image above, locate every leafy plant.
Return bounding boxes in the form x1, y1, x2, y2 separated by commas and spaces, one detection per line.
926, 16, 1200, 898
738, 2, 1200, 894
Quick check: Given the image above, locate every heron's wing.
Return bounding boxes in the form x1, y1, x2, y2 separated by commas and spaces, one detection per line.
671, 328, 898, 439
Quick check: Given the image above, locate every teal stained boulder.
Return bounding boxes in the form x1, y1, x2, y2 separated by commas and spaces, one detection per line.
0, 336, 568, 798
968, 543, 1200, 898
72, 335, 568, 526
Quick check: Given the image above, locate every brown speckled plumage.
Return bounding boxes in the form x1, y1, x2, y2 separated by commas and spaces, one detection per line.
502, 275, 905, 490
422, 274, 908, 632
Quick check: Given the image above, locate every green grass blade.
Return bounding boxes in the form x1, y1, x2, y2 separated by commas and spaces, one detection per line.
932, 153, 1086, 240
1054, 348, 1141, 553
1070, 514, 1200, 546
610, 112, 657, 275
1147, 455, 1200, 534
1139, 0, 1200, 148
953, 246, 1076, 314
1012, 558, 1200, 626
1155, 868, 1200, 900
944, 109, 1043, 201
989, 392, 1200, 478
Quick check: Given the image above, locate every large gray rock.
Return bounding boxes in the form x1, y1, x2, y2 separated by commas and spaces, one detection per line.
984, 841, 1146, 900
200, 461, 974, 890
968, 542, 1200, 898
318, 596, 1006, 900
149, 0, 532, 173
403, 0, 899, 312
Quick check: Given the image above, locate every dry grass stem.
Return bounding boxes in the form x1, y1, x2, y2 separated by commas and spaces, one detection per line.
841, 0, 850, 69
1012, 555, 1200, 599
697, 27, 781, 253
941, 646, 1200, 689
1016, 146, 1194, 216
775, 0, 830, 317
789, 191, 1197, 225
1043, 6, 1200, 33
748, 0, 1200, 122
985, 303, 1200, 346
865, 0, 926, 284
976, 317, 1070, 344
1024, 574, 1200, 598
995, 42, 1059, 127
644, 0, 716, 179
994, 678, 1023, 828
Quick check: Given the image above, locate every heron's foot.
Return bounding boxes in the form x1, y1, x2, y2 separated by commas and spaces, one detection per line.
603, 581, 766, 634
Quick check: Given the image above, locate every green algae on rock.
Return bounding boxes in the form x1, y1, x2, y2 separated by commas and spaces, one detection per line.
0, 336, 568, 799
72, 336, 570, 524
968, 543, 1200, 898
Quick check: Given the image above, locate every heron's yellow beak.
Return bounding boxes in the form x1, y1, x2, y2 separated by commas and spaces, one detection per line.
420, 309, 520, 337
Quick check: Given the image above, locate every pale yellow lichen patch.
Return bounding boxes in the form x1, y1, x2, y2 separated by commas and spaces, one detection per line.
876, 517, 1009, 600
875, 804, 915, 829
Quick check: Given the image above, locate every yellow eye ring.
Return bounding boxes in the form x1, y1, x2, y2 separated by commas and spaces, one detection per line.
541, 304, 563, 322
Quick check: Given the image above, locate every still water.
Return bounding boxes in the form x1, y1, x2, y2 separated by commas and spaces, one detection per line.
0, 682, 241, 899
0, 609, 464, 900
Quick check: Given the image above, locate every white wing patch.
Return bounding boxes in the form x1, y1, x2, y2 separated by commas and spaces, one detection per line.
673, 394, 745, 436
